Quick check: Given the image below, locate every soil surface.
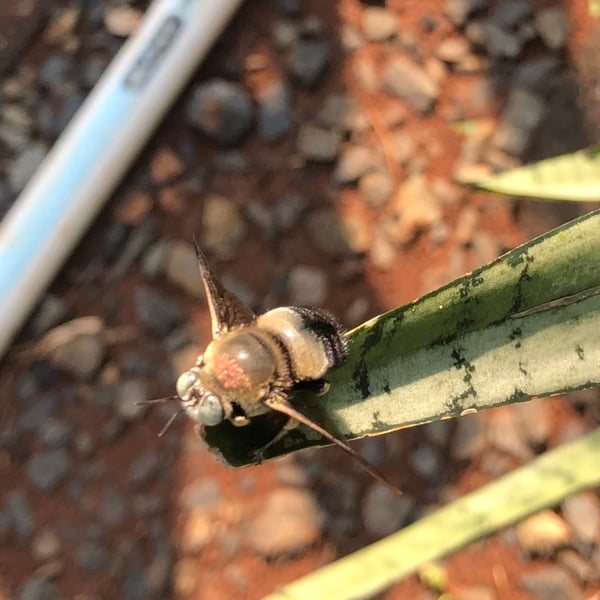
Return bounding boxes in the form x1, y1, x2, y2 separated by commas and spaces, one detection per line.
0, 1, 599, 599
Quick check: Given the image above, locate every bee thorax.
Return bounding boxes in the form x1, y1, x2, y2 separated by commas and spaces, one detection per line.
204, 332, 276, 391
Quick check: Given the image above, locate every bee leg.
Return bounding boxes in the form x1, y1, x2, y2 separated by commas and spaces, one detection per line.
250, 418, 298, 464
263, 393, 404, 497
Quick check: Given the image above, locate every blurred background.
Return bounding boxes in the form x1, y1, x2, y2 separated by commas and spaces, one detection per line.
0, 0, 599, 598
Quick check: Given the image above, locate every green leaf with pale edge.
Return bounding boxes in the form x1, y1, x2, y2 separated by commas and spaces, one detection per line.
262, 427, 600, 600
474, 145, 600, 201
203, 209, 600, 466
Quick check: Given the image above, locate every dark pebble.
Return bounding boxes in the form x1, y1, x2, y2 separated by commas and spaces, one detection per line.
187, 79, 254, 145
134, 286, 185, 337
287, 37, 331, 87
7, 490, 35, 539
25, 449, 71, 491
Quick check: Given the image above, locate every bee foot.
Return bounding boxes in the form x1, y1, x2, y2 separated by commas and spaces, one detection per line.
250, 448, 266, 465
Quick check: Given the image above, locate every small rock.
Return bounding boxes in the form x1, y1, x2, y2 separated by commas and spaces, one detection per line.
134, 286, 185, 337
340, 210, 371, 254
362, 7, 398, 42
26, 449, 71, 491
141, 240, 170, 279
334, 144, 376, 183
287, 37, 331, 87
277, 0, 301, 18
516, 510, 571, 556
369, 235, 397, 271
305, 209, 353, 257
129, 452, 163, 487
104, 6, 143, 37
514, 57, 561, 93
482, 22, 523, 58
31, 528, 61, 562
383, 55, 439, 113
181, 509, 215, 554
287, 265, 328, 306
444, 0, 489, 26
424, 420, 452, 446
514, 399, 551, 449
187, 79, 254, 145
201, 194, 248, 260
562, 492, 600, 547
17, 577, 64, 600
558, 550, 596, 585
341, 24, 364, 53
492, 87, 545, 156
274, 192, 306, 231
165, 240, 205, 297
74, 431, 95, 457
7, 143, 47, 192
245, 487, 323, 557
317, 93, 357, 131
520, 566, 583, 600
114, 379, 148, 421
410, 445, 444, 480
99, 489, 127, 526
17, 394, 59, 435
39, 418, 73, 448
27, 295, 69, 338
145, 552, 172, 594
362, 484, 414, 537
274, 458, 310, 487
296, 123, 342, 162
7, 490, 35, 539
76, 541, 109, 572
179, 480, 221, 511
213, 150, 248, 172
361, 438, 386, 468
436, 37, 471, 63
381, 174, 443, 245
82, 50, 109, 86
491, 0, 532, 28
150, 146, 186, 186
359, 171, 394, 207
486, 409, 533, 461
451, 413, 486, 460
455, 585, 497, 600
455, 206, 479, 246
38, 316, 106, 380
38, 54, 72, 89
272, 20, 297, 48
173, 558, 198, 596
534, 7, 569, 50
257, 78, 292, 141
132, 494, 166, 517
345, 296, 370, 325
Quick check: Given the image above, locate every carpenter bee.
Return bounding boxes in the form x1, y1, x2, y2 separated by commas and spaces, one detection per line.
155, 244, 401, 496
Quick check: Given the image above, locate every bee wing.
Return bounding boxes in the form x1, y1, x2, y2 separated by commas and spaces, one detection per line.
263, 394, 403, 497
194, 243, 256, 336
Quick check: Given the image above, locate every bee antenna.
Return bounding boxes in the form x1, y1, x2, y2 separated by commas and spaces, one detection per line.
158, 408, 184, 437
135, 395, 179, 406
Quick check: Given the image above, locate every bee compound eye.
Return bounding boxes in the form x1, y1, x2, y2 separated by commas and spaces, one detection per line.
176, 370, 198, 401
197, 393, 224, 426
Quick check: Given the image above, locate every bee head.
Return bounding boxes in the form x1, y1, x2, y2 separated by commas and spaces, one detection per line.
175, 368, 225, 426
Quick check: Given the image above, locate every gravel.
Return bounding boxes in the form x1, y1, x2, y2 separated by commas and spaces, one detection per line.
382, 55, 439, 113
244, 487, 323, 557
287, 36, 331, 86
296, 123, 342, 162
187, 79, 255, 145
25, 450, 71, 491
